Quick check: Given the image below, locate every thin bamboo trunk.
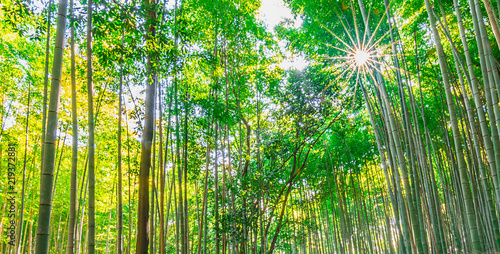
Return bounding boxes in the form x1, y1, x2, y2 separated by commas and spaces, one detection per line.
34, 0, 68, 252
86, 0, 96, 251
67, 0, 78, 251
136, 0, 157, 251
16, 82, 31, 254
40, 0, 54, 177
116, 24, 125, 254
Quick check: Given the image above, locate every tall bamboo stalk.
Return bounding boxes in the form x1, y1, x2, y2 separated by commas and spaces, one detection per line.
34, 0, 68, 252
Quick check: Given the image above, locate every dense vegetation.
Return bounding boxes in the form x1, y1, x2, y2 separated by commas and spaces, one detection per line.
3, 0, 500, 253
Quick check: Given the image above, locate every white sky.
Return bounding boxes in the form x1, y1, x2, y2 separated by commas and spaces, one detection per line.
258, 0, 294, 30
258, 0, 308, 70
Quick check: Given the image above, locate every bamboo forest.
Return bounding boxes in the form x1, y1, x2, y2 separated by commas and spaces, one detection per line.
7, 0, 500, 253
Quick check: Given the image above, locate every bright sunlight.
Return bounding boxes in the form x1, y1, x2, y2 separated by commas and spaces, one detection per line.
352, 48, 371, 67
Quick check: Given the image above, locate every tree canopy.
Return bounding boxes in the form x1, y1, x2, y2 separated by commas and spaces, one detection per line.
3, 0, 500, 253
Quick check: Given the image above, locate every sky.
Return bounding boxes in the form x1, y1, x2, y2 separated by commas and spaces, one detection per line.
258, 0, 294, 30
257, 0, 308, 70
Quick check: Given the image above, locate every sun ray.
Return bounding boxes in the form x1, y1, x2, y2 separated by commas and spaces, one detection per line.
370, 56, 407, 75
329, 62, 357, 82
366, 68, 385, 98
342, 65, 359, 86
332, 7, 359, 47
318, 41, 354, 55
319, 62, 358, 95
350, 70, 361, 111
349, 0, 361, 46
362, 71, 384, 115
361, 2, 374, 50
319, 56, 355, 61
317, 22, 356, 53
365, 60, 386, 75
294, 2, 357, 54
312, 0, 404, 106
368, 58, 389, 67
364, 0, 393, 49
365, 26, 397, 53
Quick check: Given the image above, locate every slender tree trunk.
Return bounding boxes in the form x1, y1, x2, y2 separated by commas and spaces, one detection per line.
149, 104, 157, 254
125, 107, 133, 254
67, 0, 78, 251
159, 82, 165, 254
86, 0, 96, 252
136, 0, 157, 252
214, 124, 220, 254
183, 91, 189, 254
16, 80, 31, 254
117, 24, 125, 254
34, 0, 68, 252
482, 0, 500, 50
40, 0, 54, 176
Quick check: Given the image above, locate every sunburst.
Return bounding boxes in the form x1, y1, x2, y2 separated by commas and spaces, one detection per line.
351, 47, 373, 67
310, 0, 404, 108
